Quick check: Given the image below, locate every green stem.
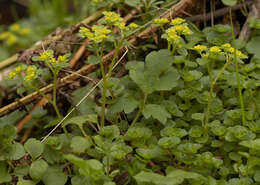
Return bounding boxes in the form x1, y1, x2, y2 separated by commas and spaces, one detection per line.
204, 57, 232, 129
230, 8, 246, 125
94, 43, 106, 128
53, 71, 61, 119
204, 59, 213, 130
27, 83, 53, 104
79, 125, 88, 137
131, 93, 147, 127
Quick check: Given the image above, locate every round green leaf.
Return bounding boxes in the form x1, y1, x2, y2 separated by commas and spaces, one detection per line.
24, 138, 44, 159
29, 159, 48, 180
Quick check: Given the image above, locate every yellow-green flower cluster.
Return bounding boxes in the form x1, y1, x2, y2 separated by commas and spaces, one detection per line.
8, 65, 26, 79
193, 43, 247, 59
8, 65, 36, 82
0, 32, 17, 46
103, 11, 139, 32
38, 50, 69, 67
193, 45, 207, 53
209, 46, 221, 54
153, 18, 169, 26
171, 18, 185, 25
39, 50, 54, 62
0, 24, 31, 46
221, 43, 247, 59
128, 23, 139, 29
103, 11, 123, 26
164, 17, 192, 44
25, 66, 37, 82
79, 25, 111, 43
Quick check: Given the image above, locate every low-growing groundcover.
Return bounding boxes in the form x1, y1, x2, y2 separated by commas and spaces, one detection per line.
1, 2, 260, 185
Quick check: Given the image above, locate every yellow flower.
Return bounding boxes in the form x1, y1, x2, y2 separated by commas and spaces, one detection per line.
8, 71, 16, 79
25, 73, 36, 82
79, 27, 94, 39
15, 66, 23, 73
182, 25, 192, 35
0, 32, 10, 40
20, 28, 31, 35
25, 66, 37, 82
153, 18, 169, 25
193, 45, 207, 52
222, 43, 231, 48
92, 25, 111, 35
166, 27, 180, 43
93, 34, 107, 43
27, 66, 36, 74
39, 50, 53, 61
236, 50, 248, 59
128, 23, 139, 29
50, 58, 57, 65
58, 55, 66, 63
116, 22, 126, 30
103, 11, 123, 25
6, 34, 17, 46
210, 46, 221, 54
10, 24, 20, 32
171, 17, 185, 25
174, 25, 183, 32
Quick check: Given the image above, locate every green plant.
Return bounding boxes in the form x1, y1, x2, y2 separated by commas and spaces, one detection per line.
8, 50, 70, 120
2, 2, 260, 185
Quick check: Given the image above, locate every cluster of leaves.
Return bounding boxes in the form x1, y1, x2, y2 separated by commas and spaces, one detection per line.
2, 1, 260, 185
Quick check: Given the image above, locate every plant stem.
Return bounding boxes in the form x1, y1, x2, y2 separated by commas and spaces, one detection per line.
94, 43, 106, 128
204, 59, 213, 130
204, 57, 232, 129
131, 93, 147, 127
53, 71, 61, 119
230, 8, 246, 125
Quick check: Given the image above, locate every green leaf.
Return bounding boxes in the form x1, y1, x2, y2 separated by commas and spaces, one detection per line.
142, 104, 171, 124
63, 114, 98, 128
161, 127, 188, 138
87, 55, 101, 64
127, 50, 178, 94
24, 138, 44, 159
134, 168, 205, 185
158, 136, 181, 149
0, 162, 11, 184
136, 146, 166, 160
246, 36, 260, 59
71, 175, 89, 185
14, 164, 29, 176
9, 142, 26, 160
145, 49, 173, 76
239, 139, 260, 150
70, 136, 92, 153
153, 68, 180, 91
124, 0, 141, 7
42, 166, 67, 185
29, 159, 48, 180
125, 127, 152, 140
221, 0, 237, 6
64, 154, 104, 180
99, 125, 120, 140
17, 178, 35, 185
109, 95, 139, 114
